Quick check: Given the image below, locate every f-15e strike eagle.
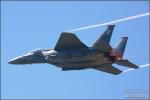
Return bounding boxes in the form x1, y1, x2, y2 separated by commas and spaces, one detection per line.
8, 25, 139, 75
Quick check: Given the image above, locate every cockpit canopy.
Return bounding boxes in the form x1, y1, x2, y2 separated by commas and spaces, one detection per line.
30, 49, 41, 53
30, 49, 51, 53
28, 49, 57, 57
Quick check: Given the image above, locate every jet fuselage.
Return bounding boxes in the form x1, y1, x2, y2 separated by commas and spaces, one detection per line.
8, 48, 113, 70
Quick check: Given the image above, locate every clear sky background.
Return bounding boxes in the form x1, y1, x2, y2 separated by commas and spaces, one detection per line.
1, 1, 149, 99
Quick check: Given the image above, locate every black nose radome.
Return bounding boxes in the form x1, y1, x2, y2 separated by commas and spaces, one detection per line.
8, 58, 20, 64
8, 56, 24, 64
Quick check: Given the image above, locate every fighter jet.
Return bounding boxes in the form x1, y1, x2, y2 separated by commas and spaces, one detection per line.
8, 25, 139, 75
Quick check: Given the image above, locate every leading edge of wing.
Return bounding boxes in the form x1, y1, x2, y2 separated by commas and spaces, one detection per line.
54, 32, 88, 51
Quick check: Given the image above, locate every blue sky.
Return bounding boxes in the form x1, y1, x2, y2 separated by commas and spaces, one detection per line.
1, 1, 149, 99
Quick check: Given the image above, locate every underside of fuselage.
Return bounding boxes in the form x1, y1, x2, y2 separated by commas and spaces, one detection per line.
47, 49, 113, 70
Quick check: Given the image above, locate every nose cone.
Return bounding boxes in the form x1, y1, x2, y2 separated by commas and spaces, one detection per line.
8, 53, 45, 65
8, 56, 24, 64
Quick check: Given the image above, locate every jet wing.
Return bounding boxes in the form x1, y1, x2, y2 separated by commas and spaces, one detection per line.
55, 32, 88, 51
94, 65, 122, 75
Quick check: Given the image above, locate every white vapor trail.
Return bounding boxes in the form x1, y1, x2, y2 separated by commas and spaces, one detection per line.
123, 64, 150, 73
67, 12, 150, 32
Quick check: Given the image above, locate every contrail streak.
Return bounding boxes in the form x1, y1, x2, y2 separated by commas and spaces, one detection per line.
67, 12, 150, 32
123, 64, 150, 73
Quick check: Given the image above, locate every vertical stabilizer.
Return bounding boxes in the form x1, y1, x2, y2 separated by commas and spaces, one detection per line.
112, 37, 128, 59
92, 25, 115, 52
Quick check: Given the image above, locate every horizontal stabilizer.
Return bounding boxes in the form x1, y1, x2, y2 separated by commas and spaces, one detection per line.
55, 32, 88, 51
116, 59, 139, 69
94, 64, 122, 75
